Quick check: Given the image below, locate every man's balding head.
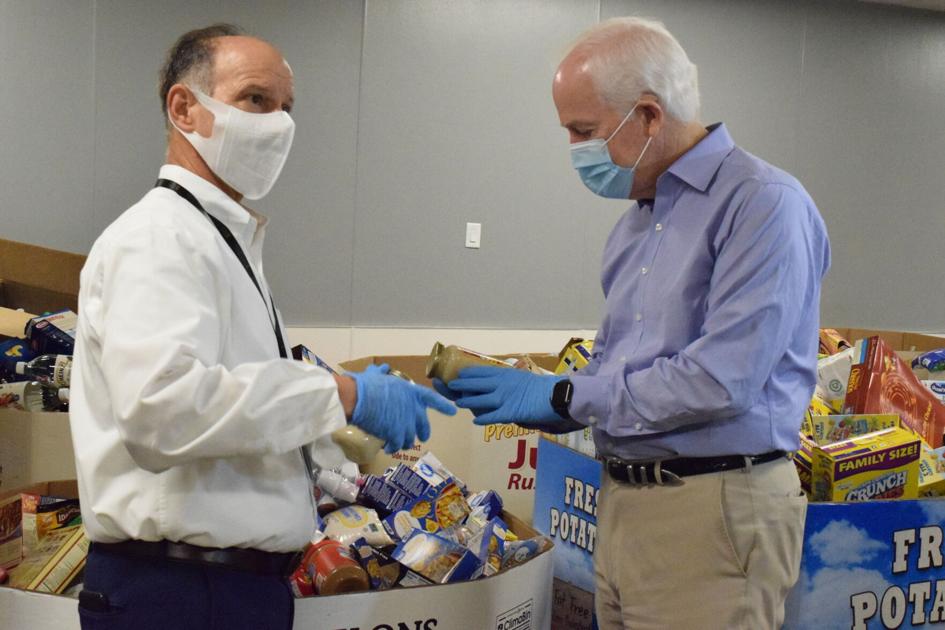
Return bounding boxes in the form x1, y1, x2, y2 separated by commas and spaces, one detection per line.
557, 17, 700, 125
159, 24, 244, 120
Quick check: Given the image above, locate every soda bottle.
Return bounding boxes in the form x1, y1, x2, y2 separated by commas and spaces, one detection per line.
15, 355, 72, 388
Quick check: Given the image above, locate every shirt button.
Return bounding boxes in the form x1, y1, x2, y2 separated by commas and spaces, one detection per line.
635, 422, 642, 431
655, 223, 663, 232
641, 267, 648, 275
588, 415, 598, 426
619, 356, 626, 362
634, 313, 642, 322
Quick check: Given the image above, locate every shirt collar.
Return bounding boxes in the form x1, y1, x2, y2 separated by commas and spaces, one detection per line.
663, 122, 735, 193
157, 164, 269, 245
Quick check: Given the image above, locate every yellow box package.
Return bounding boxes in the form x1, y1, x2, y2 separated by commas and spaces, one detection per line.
918, 444, 945, 497
809, 414, 901, 446
811, 427, 921, 502
794, 434, 815, 497
554, 338, 594, 375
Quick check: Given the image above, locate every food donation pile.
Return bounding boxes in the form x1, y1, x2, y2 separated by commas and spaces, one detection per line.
796, 329, 945, 502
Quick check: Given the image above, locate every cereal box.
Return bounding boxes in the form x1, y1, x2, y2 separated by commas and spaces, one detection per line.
809, 414, 901, 446
811, 427, 921, 502
918, 444, 945, 497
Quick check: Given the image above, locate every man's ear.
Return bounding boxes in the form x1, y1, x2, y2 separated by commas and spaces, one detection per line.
637, 98, 665, 138
166, 84, 198, 133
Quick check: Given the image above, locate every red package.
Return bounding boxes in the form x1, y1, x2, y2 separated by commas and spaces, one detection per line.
844, 336, 945, 447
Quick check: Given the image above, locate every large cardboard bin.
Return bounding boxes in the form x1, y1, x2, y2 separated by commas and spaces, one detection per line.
0, 238, 83, 492
0, 480, 552, 629
535, 436, 945, 630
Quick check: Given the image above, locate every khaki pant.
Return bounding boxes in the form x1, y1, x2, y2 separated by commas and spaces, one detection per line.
594, 455, 806, 630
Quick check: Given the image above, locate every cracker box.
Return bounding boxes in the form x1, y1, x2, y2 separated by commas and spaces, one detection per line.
811, 427, 921, 502
0, 493, 22, 569
809, 414, 901, 446
918, 443, 945, 497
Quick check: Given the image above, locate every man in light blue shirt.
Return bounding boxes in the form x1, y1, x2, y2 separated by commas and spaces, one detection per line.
442, 16, 829, 630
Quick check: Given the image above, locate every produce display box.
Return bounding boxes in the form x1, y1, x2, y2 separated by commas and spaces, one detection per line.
0, 480, 552, 630
535, 432, 945, 630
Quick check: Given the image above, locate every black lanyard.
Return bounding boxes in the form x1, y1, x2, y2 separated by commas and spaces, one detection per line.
155, 178, 288, 360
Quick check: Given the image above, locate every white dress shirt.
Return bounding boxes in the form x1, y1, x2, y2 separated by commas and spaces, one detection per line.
70, 164, 346, 553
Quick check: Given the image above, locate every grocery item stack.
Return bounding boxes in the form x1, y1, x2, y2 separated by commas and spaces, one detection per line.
288, 450, 552, 597
798, 329, 945, 502
0, 308, 75, 413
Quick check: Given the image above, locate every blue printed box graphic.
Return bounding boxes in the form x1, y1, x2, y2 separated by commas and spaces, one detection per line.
533, 438, 599, 593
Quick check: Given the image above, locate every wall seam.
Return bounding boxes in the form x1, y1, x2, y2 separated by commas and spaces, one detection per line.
347, 0, 369, 360
794, 0, 809, 175
90, 0, 98, 251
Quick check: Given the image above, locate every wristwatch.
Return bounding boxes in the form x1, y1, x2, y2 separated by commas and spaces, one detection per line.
550, 378, 573, 420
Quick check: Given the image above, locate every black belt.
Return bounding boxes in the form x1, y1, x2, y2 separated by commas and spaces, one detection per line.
605, 450, 786, 485
91, 540, 299, 576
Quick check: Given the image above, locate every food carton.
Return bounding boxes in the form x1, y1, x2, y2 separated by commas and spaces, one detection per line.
918, 444, 945, 497
811, 427, 921, 502
809, 414, 900, 446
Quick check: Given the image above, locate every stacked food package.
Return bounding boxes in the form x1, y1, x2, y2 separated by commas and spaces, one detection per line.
288, 450, 552, 597
0, 309, 74, 412
1, 308, 83, 592
797, 329, 945, 502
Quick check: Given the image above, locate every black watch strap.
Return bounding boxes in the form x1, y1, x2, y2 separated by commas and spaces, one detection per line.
551, 378, 573, 420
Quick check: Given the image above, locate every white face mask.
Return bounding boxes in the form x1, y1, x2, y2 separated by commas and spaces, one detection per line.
171, 88, 296, 200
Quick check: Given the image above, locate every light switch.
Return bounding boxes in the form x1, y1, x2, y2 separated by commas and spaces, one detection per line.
465, 222, 482, 249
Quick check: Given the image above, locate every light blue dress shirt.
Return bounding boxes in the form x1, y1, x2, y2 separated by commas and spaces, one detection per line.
569, 123, 830, 461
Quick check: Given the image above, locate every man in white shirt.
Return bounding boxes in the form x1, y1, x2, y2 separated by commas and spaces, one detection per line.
70, 24, 454, 630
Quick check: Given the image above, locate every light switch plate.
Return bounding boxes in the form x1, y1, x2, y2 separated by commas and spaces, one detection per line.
465, 222, 481, 249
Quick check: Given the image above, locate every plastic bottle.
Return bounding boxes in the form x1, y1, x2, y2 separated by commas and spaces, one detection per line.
425, 342, 511, 384
0, 382, 69, 412
311, 465, 359, 504
15, 355, 72, 388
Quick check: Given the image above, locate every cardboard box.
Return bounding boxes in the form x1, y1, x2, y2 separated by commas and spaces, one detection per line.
0, 483, 552, 629
0, 239, 83, 319
0, 239, 82, 493
340, 354, 559, 522
811, 427, 921, 502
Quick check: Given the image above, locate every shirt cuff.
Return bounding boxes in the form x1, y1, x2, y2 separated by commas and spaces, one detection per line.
568, 372, 612, 430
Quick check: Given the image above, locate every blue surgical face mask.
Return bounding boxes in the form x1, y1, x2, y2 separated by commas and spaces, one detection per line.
569, 104, 653, 199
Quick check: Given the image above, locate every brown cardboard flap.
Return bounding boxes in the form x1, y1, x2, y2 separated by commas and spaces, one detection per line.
0, 480, 77, 502
0, 239, 84, 297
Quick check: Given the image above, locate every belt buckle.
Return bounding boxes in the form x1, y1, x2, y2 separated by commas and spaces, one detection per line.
616, 460, 683, 486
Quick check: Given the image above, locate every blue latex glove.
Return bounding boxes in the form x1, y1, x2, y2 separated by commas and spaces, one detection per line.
448, 366, 566, 427
431, 377, 460, 401
351, 364, 456, 453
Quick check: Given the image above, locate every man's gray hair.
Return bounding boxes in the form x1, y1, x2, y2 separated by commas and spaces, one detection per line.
567, 17, 700, 123
158, 23, 245, 120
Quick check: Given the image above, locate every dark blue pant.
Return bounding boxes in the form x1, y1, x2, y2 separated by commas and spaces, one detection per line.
78, 545, 294, 630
